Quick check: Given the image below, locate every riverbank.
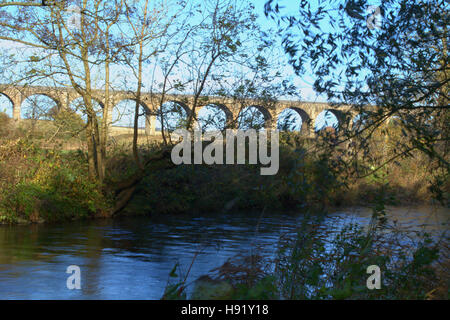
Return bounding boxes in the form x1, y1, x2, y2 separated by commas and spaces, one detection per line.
0, 116, 448, 225
0, 145, 446, 225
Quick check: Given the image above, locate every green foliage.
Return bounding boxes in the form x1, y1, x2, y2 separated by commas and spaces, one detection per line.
124, 136, 342, 217
0, 140, 109, 223
0, 112, 13, 137
49, 107, 86, 140
164, 180, 443, 300
162, 263, 188, 300
162, 283, 188, 300
191, 278, 234, 300
282, 146, 342, 210
274, 199, 441, 299
231, 276, 278, 300
265, 0, 449, 199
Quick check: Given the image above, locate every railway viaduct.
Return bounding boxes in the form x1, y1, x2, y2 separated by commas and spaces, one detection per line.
0, 84, 360, 136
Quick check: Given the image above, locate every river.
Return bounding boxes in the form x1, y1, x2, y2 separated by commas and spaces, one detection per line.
0, 206, 447, 299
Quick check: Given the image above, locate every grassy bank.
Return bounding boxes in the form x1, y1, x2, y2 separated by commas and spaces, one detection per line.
0, 113, 110, 224
0, 112, 448, 224
0, 137, 110, 224
122, 131, 448, 217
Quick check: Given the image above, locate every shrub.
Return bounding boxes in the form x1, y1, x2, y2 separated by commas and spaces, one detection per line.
0, 112, 13, 137
0, 140, 109, 223
49, 107, 86, 140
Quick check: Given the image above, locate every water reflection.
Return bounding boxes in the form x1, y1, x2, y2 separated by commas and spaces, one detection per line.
0, 206, 447, 299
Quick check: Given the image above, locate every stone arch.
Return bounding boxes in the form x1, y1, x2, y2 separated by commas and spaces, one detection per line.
20, 93, 61, 120
22, 92, 62, 110
164, 100, 191, 116
155, 100, 191, 132
277, 106, 311, 133
238, 105, 273, 130
196, 103, 233, 131
68, 96, 104, 122
326, 109, 347, 124
68, 95, 105, 109
0, 92, 15, 118
111, 98, 151, 128
314, 109, 344, 131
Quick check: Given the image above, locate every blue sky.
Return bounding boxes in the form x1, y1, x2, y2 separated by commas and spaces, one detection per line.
0, 0, 344, 130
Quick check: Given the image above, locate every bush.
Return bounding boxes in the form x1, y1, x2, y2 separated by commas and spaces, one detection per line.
0, 139, 109, 223
122, 137, 342, 217
49, 107, 86, 140
274, 211, 442, 300
165, 212, 443, 300
0, 112, 13, 137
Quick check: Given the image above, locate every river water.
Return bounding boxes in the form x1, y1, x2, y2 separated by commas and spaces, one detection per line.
0, 206, 447, 299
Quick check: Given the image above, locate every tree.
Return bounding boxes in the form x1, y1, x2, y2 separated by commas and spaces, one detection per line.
148, 0, 298, 138
0, 0, 173, 183
121, 0, 177, 169
142, 0, 259, 143
0, 0, 122, 181
264, 0, 449, 196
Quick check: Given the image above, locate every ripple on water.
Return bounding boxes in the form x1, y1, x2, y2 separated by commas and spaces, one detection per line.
0, 206, 448, 299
